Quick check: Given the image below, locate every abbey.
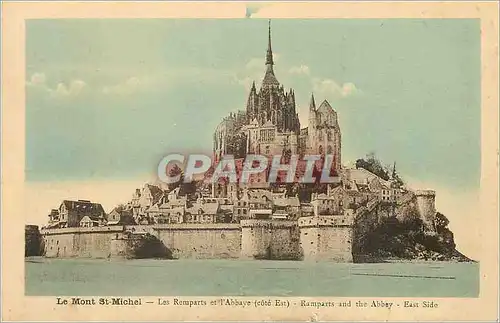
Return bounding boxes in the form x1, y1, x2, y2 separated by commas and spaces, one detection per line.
38, 21, 457, 264
213, 22, 341, 170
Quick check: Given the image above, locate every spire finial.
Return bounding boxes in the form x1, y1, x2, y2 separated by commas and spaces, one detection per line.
266, 19, 274, 66
310, 92, 316, 110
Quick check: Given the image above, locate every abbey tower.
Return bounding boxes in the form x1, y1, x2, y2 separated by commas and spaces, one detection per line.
213, 21, 341, 170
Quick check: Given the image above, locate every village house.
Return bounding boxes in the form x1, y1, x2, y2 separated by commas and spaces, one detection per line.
130, 184, 165, 219
79, 215, 101, 228
311, 193, 343, 216
185, 201, 220, 224
106, 207, 135, 225
273, 196, 301, 219
47, 200, 106, 228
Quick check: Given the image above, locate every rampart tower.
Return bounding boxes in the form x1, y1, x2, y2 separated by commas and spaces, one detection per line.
415, 190, 437, 233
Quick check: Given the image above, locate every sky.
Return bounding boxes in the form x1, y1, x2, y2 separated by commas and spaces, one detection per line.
24, 19, 482, 256
26, 18, 480, 187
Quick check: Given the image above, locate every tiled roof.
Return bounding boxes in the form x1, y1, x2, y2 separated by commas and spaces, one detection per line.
186, 202, 219, 215
61, 200, 104, 213
273, 197, 300, 207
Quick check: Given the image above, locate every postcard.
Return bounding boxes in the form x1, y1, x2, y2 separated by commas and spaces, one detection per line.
1, 1, 499, 321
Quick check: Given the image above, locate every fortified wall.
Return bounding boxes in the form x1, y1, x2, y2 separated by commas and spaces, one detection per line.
153, 223, 241, 259
40, 189, 438, 262
42, 226, 124, 258
41, 224, 241, 259
298, 215, 354, 262
41, 219, 354, 261
415, 190, 437, 232
241, 220, 301, 260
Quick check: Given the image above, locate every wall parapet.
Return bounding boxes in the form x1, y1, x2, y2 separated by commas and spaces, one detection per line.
152, 223, 241, 231
41, 226, 124, 235
240, 219, 296, 229
298, 216, 353, 228
415, 190, 436, 196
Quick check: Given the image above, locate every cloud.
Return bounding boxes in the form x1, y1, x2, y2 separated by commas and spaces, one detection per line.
313, 78, 360, 98
27, 72, 47, 86
235, 57, 360, 101
234, 54, 283, 90
244, 54, 281, 71
245, 4, 269, 18
51, 79, 86, 98
102, 76, 151, 95
26, 72, 87, 99
288, 65, 310, 75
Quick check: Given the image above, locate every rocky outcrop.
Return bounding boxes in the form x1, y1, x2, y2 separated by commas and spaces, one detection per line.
25, 225, 43, 257
354, 213, 473, 262
110, 231, 172, 259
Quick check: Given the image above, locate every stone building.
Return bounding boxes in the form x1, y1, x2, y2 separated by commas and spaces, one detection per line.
106, 207, 135, 225
130, 184, 165, 218
48, 199, 106, 228
213, 21, 342, 170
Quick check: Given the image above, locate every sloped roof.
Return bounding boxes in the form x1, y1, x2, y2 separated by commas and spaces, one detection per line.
340, 168, 382, 184
328, 185, 344, 196
262, 66, 280, 87
317, 100, 336, 116
273, 197, 300, 207
186, 202, 219, 215
248, 189, 273, 201
80, 215, 100, 223
262, 119, 275, 128
61, 200, 104, 214
144, 184, 164, 204
147, 204, 160, 212
355, 183, 371, 192
215, 117, 236, 133
160, 197, 187, 208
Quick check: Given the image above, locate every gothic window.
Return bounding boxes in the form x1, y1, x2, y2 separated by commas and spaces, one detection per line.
269, 130, 275, 142
318, 131, 323, 141
265, 145, 270, 155
327, 131, 332, 141
318, 145, 323, 154
327, 145, 333, 154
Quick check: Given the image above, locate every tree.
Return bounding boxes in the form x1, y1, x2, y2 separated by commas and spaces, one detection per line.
167, 163, 183, 191
355, 153, 405, 187
391, 162, 405, 188
355, 153, 390, 180
115, 204, 126, 212
434, 212, 450, 233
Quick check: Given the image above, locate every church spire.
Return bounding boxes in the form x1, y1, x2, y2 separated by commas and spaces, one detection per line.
261, 20, 279, 88
391, 161, 397, 179
309, 93, 316, 111
265, 19, 274, 66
